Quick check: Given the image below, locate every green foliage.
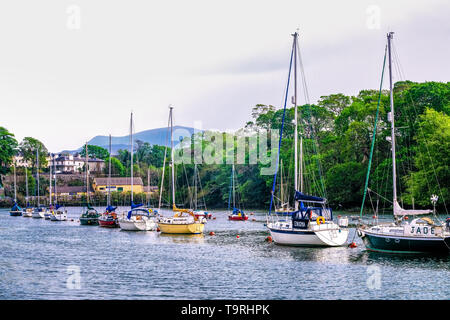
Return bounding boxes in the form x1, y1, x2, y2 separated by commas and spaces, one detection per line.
19, 137, 48, 170
0, 127, 18, 176
80, 144, 109, 160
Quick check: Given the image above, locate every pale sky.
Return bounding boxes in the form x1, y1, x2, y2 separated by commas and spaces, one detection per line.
0, 0, 448, 152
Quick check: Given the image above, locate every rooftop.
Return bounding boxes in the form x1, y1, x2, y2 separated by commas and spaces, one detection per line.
93, 177, 143, 186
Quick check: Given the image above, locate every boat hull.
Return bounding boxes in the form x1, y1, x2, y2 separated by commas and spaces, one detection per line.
32, 212, 45, 219
158, 222, 205, 234
50, 212, 67, 221
80, 217, 99, 226
360, 230, 450, 253
98, 219, 119, 228
119, 219, 156, 231
268, 224, 349, 247
22, 211, 33, 217
228, 215, 248, 221
9, 211, 22, 216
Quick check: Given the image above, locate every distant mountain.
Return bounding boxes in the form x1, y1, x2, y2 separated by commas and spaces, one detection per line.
60, 126, 201, 155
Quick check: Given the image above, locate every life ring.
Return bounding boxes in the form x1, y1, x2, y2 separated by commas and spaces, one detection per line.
316, 216, 326, 225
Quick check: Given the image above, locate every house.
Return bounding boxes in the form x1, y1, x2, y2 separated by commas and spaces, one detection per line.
49, 154, 104, 174
92, 177, 144, 193
51, 186, 89, 197
13, 155, 31, 167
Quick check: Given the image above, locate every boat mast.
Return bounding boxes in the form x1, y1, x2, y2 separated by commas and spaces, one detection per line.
25, 167, 28, 205
130, 112, 134, 204
292, 31, 302, 210
49, 154, 52, 206
232, 164, 236, 209
54, 154, 57, 205
85, 143, 89, 205
13, 162, 17, 203
36, 148, 40, 207
108, 134, 112, 207
169, 105, 175, 209
194, 164, 198, 210
387, 32, 397, 205
158, 111, 171, 210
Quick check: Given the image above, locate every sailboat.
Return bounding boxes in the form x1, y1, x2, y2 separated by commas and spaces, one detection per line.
32, 148, 45, 218
227, 164, 247, 221
119, 113, 159, 231
80, 143, 101, 226
9, 162, 22, 216
98, 136, 119, 228
157, 105, 207, 234
266, 31, 349, 246
357, 32, 450, 253
22, 167, 33, 217
44, 154, 53, 220
50, 154, 68, 221
191, 164, 211, 220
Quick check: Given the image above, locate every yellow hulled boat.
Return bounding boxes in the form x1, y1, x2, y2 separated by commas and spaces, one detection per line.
158, 206, 205, 234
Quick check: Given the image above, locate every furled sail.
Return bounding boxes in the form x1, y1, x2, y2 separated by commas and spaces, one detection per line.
294, 191, 325, 203
393, 200, 432, 216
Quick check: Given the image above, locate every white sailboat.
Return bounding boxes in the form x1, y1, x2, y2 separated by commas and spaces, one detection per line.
157, 105, 207, 234
119, 112, 159, 231
357, 32, 450, 253
32, 148, 45, 219
266, 31, 349, 247
22, 167, 33, 217
44, 153, 53, 220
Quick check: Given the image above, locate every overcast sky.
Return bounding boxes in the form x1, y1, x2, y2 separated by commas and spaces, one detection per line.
0, 0, 448, 152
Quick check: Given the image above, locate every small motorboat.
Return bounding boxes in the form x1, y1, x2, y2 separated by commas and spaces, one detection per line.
119, 206, 158, 231
99, 206, 120, 228
194, 210, 212, 220
44, 209, 52, 220
228, 208, 248, 221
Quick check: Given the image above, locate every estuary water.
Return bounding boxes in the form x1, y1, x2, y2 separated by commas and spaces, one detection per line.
0, 207, 449, 300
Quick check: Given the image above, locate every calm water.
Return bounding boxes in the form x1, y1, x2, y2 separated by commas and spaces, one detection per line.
0, 207, 449, 300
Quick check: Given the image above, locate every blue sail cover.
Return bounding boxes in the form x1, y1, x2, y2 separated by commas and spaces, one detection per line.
131, 202, 143, 209
11, 202, 21, 211
294, 191, 324, 202
127, 208, 150, 219
232, 207, 245, 215
105, 205, 117, 213
55, 204, 62, 210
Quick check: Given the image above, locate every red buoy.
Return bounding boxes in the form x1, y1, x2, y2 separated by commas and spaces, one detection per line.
372, 215, 377, 219
266, 236, 273, 242
156, 227, 160, 232
236, 235, 240, 239
209, 231, 215, 236
348, 242, 357, 248
404, 216, 409, 220
213, 217, 216, 220
338, 215, 341, 218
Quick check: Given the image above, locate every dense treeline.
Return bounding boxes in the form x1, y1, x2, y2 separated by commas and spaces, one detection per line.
1, 81, 449, 212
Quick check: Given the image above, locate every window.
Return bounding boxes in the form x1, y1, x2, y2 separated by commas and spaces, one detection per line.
118, 187, 123, 192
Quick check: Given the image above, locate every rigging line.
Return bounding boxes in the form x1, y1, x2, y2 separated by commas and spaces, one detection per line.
269, 38, 295, 215
391, 39, 447, 214
368, 188, 393, 204
360, 44, 388, 218
297, 41, 327, 199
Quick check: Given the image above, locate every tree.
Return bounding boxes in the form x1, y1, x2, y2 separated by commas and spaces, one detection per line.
0, 127, 18, 179
19, 137, 48, 170
405, 108, 449, 208
103, 157, 126, 177
80, 144, 109, 160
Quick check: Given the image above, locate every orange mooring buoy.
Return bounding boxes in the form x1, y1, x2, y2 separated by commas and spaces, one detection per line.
266, 236, 273, 242
209, 231, 215, 236
348, 242, 357, 248
372, 215, 377, 219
